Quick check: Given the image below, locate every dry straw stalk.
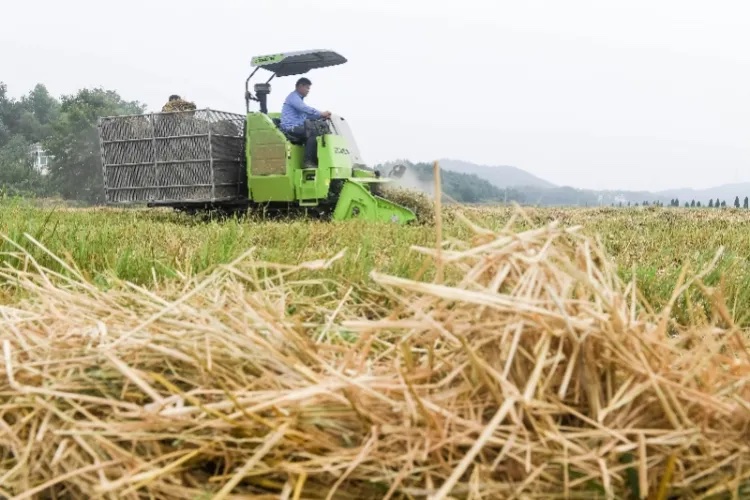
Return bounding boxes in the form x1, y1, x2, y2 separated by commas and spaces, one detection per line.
1, 205, 750, 499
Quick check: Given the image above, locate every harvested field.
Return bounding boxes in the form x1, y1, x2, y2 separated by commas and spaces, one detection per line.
2, 201, 750, 498
0, 200, 750, 323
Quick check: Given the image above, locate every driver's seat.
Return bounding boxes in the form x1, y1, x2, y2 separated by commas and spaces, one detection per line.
271, 117, 306, 145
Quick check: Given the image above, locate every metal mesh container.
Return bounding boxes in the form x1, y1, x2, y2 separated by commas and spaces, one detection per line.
98, 109, 247, 205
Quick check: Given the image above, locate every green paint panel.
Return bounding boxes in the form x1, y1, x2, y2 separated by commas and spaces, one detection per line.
250, 176, 296, 202
352, 168, 377, 179
294, 164, 332, 203
317, 135, 353, 179
245, 113, 294, 201
289, 144, 326, 203
333, 180, 416, 224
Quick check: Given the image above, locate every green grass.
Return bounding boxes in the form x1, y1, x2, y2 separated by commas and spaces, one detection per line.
2, 199, 750, 325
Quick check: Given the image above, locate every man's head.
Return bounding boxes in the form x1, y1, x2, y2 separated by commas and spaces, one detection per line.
295, 78, 312, 97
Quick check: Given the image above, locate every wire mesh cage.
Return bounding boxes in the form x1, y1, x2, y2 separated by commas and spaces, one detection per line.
98, 109, 247, 205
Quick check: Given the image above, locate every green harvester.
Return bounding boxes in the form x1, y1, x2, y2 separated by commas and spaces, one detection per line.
97, 49, 417, 224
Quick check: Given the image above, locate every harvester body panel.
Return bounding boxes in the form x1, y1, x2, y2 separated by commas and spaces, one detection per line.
244, 112, 295, 202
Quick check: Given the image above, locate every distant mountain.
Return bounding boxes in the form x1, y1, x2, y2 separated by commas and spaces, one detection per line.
380, 158, 750, 207
437, 159, 673, 206
518, 186, 673, 207
375, 160, 525, 204
656, 183, 750, 206
438, 159, 557, 189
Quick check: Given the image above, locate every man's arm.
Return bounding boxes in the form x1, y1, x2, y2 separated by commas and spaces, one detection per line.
287, 93, 322, 119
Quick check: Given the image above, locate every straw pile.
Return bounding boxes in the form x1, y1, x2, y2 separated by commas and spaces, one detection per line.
2, 209, 750, 499
161, 98, 197, 113
375, 184, 436, 225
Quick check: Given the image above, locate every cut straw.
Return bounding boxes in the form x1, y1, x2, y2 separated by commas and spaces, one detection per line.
1, 206, 749, 498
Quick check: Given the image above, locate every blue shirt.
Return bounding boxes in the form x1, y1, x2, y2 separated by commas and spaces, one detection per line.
280, 91, 321, 130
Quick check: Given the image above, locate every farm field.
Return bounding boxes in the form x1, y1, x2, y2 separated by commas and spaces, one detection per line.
2, 198, 750, 499
1, 199, 750, 321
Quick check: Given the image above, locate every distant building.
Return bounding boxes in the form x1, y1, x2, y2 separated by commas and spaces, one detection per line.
613, 195, 628, 204
30, 143, 52, 175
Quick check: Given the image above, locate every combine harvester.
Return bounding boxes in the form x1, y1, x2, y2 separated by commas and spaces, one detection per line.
97, 50, 418, 224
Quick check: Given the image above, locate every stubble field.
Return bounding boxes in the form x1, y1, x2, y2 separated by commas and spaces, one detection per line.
2, 198, 750, 499
1, 200, 749, 321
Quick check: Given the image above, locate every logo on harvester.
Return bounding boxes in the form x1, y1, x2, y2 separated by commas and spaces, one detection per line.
334, 147, 350, 155
252, 54, 284, 65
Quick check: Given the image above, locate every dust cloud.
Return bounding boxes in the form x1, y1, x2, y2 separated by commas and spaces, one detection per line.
380, 162, 436, 198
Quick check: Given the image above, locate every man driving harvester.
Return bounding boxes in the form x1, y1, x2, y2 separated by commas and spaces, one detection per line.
279, 77, 332, 168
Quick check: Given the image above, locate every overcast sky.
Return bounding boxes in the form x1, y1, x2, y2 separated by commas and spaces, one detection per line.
2, 0, 749, 191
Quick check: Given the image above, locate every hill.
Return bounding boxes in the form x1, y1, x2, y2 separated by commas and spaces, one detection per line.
376, 160, 525, 204
439, 159, 557, 189
434, 159, 669, 206
379, 159, 750, 208
517, 186, 673, 207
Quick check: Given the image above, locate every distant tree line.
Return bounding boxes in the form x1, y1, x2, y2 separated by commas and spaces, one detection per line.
612, 196, 750, 208
0, 82, 144, 204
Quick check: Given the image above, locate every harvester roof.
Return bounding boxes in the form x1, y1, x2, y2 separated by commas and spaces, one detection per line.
250, 50, 347, 77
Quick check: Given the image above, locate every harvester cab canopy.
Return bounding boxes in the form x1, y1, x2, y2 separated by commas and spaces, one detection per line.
252, 50, 347, 76
245, 49, 346, 113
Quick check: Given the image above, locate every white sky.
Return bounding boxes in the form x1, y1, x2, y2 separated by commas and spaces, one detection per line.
2, 0, 749, 191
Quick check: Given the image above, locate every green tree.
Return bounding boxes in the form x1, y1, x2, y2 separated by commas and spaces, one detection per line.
0, 135, 34, 185
0, 135, 50, 196
0, 82, 18, 147
0, 82, 60, 196
13, 84, 61, 144
45, 88, 145, 204
0, 82, 57, 143
735, 196, 741, 208
744, 196, 748, 209
709, 199, 714, 207
23, 84, 60, 127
